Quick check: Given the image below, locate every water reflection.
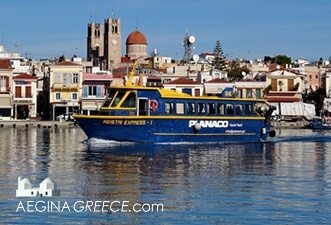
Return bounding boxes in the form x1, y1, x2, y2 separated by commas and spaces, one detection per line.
0, 128, 331, 224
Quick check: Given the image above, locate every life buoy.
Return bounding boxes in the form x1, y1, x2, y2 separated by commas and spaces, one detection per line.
150, 99, 158, 111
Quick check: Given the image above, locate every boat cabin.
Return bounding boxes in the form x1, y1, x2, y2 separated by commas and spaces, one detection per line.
99, 87, 265, 118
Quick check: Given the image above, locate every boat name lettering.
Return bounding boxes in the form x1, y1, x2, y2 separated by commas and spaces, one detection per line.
189, 120, 229, 128
103, 120, 146, 125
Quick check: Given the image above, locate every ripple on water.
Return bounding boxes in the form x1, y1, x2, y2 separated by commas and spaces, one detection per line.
0, 128, 331, 224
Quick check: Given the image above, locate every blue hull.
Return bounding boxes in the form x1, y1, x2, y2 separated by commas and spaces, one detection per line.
75, 117, 271, 143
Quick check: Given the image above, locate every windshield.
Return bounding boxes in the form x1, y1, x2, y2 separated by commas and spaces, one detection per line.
111, 91, 126, 107
102, 90, 117, 107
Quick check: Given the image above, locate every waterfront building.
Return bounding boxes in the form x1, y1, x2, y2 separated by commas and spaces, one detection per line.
264, 67, 306, 103
0, 59, 13, 119
12, 73, 38, 119
81, 72, 113, 115
49, 61, 83, 120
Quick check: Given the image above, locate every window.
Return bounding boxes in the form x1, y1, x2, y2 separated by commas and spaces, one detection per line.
15, 86, 22, 98
72, 93, 78, 100
25, 86, 32, 98
89, 86, 97, 96
226, 104, 234, 115
217, 104, 225, 115
0, 76, 9, 92
165, 102, 174, 114
111, 91, 126, 107
246, 89, 253, 98
72, 73, 79, 84
102, 90, 117, 108
208, 103, 216, 115
197, 103, 206, 114
55, 92, 61, 100
256, 89, 261, 99
187, 103, 196, 114
176, 103, 185, 114
235, 105, 243, 115
245, 104, 253, 115
121, 92, 136, 108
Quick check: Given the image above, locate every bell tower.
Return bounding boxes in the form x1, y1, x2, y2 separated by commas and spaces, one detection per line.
104, 18, 121, 70
87, 23, 104, 66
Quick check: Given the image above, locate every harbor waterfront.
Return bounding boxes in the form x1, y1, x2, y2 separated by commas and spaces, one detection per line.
0, 127, 331, 224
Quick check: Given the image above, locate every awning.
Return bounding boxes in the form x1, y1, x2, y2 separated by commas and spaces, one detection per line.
0, 96, 12, 108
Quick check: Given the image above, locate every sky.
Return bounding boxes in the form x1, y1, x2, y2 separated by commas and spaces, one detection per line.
1, 0, 331, 61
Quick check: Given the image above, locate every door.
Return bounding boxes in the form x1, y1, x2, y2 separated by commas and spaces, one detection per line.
137, 98, 149, 116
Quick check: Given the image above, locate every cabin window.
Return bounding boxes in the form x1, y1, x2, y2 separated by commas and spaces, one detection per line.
235, 104, 243, 115
165, 102, 174, 114
245, 104, 257, 116
176, 103, 185, 114
226, 104, 234, 115
102, 99, 112, 107
107, 90, 117, 98
102, 90, 117, 107
111, 91, 126, 107
186, 103, 196, 114
217, 104, 225, 115
121, 92, 136, 108
197, 103, 206, 114
208, 103, 216, 115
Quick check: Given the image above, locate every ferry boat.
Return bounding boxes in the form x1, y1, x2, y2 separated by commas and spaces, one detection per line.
73, 67, 276, 143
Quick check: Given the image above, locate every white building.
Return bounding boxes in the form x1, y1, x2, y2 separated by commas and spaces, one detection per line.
16, 176, 60, 197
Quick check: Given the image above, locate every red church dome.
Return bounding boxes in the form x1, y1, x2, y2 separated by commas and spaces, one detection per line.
126, 30, 147, 45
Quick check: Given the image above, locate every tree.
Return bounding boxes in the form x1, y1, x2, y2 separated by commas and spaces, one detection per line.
58, 54, 66, 62
274, 55, 291, 66
263, 55, 291, 66
227, 60, 250, 82
212, 40, 226, 70
303, 88, 326, 115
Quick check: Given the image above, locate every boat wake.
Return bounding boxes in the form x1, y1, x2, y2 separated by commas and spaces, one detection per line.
85, 138, 135, 146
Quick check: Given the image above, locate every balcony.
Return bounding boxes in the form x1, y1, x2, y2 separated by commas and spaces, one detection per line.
52, 83, 79, 91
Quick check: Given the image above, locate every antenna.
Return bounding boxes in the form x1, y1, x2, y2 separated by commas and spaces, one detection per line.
182, 30, 196, 64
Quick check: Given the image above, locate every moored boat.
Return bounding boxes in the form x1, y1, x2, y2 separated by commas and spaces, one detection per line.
309, 117, 331, 130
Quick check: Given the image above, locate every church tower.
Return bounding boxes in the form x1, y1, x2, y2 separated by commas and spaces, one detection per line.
104, 18, 121, 70
87, 23, 104, 66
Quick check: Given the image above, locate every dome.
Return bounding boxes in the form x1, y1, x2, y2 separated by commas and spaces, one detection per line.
126, 30, 147, 45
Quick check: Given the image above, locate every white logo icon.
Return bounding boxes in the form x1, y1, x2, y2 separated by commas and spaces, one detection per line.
16, 176, 60, 197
